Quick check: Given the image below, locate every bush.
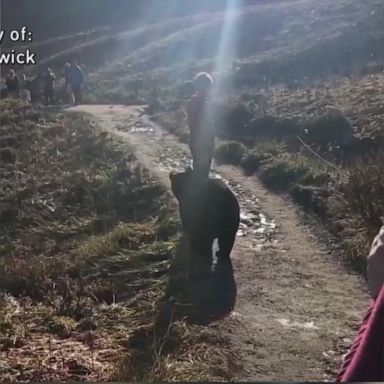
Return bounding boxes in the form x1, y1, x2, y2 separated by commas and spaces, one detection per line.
213, 102, 253, 136
241, 149, 271, 173
332, 136, 381, 165
248, 116, 299, 139
259, 154, 329, 191
241, 141, 285, 174
247, 116, 276, 138
0, 147, 17, 163
259, 158, 302, 190
174, 81, 194, 99
289, 184, 329, 217
331, 155, 384, 239
328, 154, 384, 271
214, 141, 247, 165
303, 109, 354, 148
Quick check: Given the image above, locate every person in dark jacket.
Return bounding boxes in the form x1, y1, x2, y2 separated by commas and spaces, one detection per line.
336, 225, 384, 382
5, 69, 20, 98
68, 60, 84, 106
64, 62, 74, 104
43, 67, 56, 105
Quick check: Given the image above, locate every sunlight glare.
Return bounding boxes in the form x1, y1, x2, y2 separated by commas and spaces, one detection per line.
212, 0, 239, 98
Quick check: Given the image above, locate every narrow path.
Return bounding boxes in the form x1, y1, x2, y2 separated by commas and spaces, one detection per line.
69, 104, 369, 381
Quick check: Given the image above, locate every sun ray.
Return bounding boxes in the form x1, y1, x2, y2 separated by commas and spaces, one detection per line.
212, 0, 240, 98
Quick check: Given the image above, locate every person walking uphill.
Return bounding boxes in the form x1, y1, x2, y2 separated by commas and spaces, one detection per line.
68, 60, 84, 106
187, 72, 215, 179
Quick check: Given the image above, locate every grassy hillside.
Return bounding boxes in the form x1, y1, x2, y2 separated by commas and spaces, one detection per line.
3, 0, 383, 271
1, 0, 229, 42
2, 0, 383, 380
76, 0, 384, 272
85, 0, 383, 100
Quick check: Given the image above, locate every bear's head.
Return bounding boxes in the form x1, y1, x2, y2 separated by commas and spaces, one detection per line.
169, 166, 193, 200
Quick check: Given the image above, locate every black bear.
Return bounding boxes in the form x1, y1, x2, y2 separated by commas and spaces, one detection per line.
169, 167, 240, 261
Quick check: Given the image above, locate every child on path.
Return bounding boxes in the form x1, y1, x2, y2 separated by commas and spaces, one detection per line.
186, 72, 215, 179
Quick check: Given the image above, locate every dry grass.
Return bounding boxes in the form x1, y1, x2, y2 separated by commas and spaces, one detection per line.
329, 155, 384, 270
115, 320, 239, 382
151, 110, 189, 144
0, 99, 171, 381
0, 99, 237, 382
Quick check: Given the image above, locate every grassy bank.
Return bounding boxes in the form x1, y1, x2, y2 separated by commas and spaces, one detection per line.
0, 100, 237, 382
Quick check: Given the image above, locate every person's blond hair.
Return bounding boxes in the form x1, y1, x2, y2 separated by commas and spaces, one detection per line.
193, 72, 213, 93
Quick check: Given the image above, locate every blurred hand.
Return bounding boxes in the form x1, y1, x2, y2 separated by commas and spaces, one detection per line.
367, 225, 384, 298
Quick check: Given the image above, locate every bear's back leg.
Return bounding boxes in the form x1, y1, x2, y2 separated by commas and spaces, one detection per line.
217, 230, 237, 260
216, 196, 240, 261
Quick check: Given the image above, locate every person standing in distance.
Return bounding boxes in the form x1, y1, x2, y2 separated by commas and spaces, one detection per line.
5, 69, 20, 98
43, 67, 56, 106
64, 63, 74, 104
68, 60, 85, 106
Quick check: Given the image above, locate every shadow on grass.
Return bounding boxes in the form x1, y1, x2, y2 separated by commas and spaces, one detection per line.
118, 234, 237, 381
159, 235, 237, 326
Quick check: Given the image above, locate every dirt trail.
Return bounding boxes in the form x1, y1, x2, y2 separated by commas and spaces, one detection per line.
68, 104, 369, 381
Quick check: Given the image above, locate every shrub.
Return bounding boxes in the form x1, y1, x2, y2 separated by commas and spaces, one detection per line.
241, 149, 271, 173
303, 109, 354, 148
289, 184, 329, 217
247, 116, 299, 140
259, 154, 329, 191
174, 80, 194, 99
327, 154, 384, 271
214, 141, 247, 165
332, 136, 381, 165
259, 158, 302, 190
331, 155, 384, 239
241, 141, 285, 174
213, 102, 253, 136
326, 165, 379, 270
0, 147, 17, 163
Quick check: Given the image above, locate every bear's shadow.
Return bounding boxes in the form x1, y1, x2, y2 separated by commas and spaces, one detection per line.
158, 235, 237, 326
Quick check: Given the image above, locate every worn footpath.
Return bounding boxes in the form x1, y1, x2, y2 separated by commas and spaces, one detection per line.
69, 104, 369, 382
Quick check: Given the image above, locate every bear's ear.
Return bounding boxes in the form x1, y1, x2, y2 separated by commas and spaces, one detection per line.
185, 166, 193, 175
169, 171, 177, 181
